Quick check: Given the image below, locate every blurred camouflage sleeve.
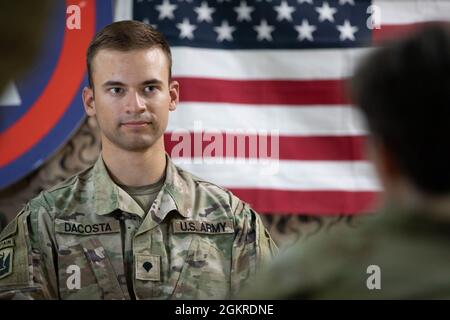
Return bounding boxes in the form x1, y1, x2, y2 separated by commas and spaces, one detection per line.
0, 198, 58, 299
230, 201, 278, 297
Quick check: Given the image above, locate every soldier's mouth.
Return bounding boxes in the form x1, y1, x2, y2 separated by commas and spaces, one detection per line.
121, 121, 150, 128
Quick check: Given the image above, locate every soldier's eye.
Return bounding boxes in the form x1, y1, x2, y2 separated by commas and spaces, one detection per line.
144, 86, 156, 93
109, 87, 124, 95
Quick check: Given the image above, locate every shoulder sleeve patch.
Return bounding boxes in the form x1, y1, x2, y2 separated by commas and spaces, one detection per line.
0, 212, 31, 285
0, 247, 14, 280
0, 238, 14, 250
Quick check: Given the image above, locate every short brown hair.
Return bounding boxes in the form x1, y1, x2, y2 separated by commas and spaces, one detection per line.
86, 20, 172, 88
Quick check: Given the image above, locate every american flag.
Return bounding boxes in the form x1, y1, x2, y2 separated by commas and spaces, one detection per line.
116, 0, 450, 215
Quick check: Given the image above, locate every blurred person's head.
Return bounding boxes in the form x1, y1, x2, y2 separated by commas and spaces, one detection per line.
0, 1, 50, 92
82, 20, 179, 154
352, 23, 450, 205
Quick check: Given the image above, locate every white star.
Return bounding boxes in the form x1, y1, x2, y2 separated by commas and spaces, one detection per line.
298, 0, 313, 4
155, 0, 177, 20
339, 0, 354, 5
253, 19, 275, 41
214, 20, 236, 42
337, 19, 358, 41
315, 1, 337, 22
274, 1, 296, 22
176, 18, 197, 39
234, 1, 254, 22
295, 19, 317, 41
194, 2, 215, 23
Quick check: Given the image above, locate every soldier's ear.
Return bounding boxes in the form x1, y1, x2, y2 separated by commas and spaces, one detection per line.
82, 86, 96, 116
168, 80, 179, 111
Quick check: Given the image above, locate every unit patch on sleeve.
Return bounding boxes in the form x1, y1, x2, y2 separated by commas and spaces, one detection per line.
0, 247, 13, 279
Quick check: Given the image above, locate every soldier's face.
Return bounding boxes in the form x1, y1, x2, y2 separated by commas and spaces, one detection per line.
82, 48, 179, 152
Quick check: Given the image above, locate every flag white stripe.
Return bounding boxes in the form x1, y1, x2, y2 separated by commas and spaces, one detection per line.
172, 47, 371, 80
168, 102, 368, 136
172, 158, 381, 191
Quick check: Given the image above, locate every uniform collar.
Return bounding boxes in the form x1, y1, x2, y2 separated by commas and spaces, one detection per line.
92, 153, 192, 222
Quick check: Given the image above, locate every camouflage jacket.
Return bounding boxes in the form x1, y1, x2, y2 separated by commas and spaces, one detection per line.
0, 155, 277, 300
240, 206, 450, 299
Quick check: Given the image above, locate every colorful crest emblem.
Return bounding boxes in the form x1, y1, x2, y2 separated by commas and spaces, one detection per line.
0, 0, 112, 189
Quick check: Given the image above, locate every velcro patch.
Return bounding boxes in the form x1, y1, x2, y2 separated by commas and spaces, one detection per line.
135, 254, 160, 281
172, 219, 234, 234
0, 238, 14, 250
0, 247, 14, 279
55, 219, 120, 236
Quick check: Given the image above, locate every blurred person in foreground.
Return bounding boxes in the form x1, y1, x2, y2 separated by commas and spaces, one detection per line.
0, 20, 277, 300
0, 1, 50, 92
239, 23, 450, 299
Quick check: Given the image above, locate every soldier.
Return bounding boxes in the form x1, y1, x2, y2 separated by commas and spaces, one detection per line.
239, 24, 450, 299
0, 20, 277, 300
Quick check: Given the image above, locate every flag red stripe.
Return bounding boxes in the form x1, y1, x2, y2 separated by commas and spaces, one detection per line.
373, 22, 448, 43
164, 133, 366, 161
230, 189, 379, 214
175, 77, 350, 105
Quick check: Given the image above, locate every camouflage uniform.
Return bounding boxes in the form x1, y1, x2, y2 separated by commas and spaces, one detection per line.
240, 206, 450, 299
0, 155, 277, 300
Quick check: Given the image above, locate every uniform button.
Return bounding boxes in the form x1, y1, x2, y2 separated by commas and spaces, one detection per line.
143, 261, 153, 272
